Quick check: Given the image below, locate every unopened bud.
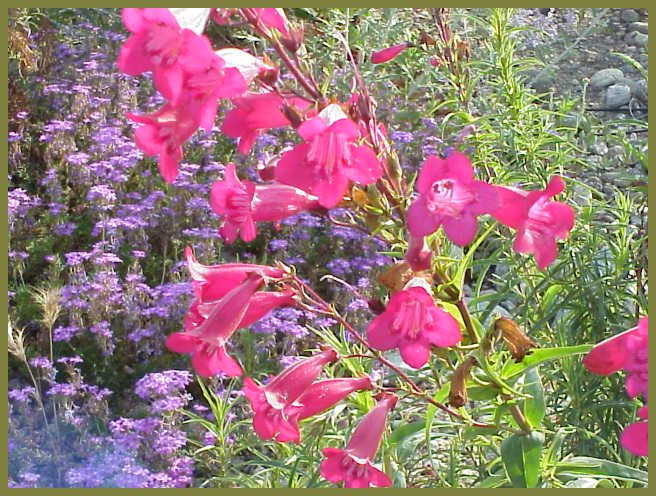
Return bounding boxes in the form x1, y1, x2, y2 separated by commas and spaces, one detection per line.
449, 356, 478, 408
281, 24, 305, 53
494, 317, 538, 362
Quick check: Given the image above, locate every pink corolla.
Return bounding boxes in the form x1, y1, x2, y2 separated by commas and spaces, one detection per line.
165, 273, 264, 377
371, 42, 409, 64
320, 393, 397, 488
184, 246, 285, 302
242, 348, 339, 442
117, 8, 216, 104
210, 163, 320, 243
251, 8, 290, 36
181, 53, 246, 131
275, 104, 383, 208
407, 152, 499, 246
127, 104, 198, 183
182, 246, 294, 331
366, 281, 462, 369
583, 316, 648, 400
222, 92, 311, 154
621, 406, 648, 457
492, 176, 575, 270
405, 234, 432, 272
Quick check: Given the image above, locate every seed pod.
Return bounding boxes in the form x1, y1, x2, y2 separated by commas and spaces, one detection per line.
494, 317, 538, 362
449, 356, 478, 407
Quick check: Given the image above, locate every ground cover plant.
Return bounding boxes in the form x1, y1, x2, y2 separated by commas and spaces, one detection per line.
7, 8, 648, 488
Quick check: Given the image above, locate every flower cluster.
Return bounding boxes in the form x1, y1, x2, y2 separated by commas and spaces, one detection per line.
583, 316, 649, 456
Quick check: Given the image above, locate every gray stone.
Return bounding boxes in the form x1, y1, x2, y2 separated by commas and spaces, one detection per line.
633, 32, 648, 47
628, 21, 648, 34
531, 71, 555, 93
605, 83, 632, 108
632, 79, 648, 104
624, 31, 637, 43
620, 9, 640, 23
589, 68, 624, 89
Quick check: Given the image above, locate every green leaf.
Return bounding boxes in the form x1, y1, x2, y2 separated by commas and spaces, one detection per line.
390, 420, 425, 446
475, 473, 508, 488
500, 431, 545, 488
501, 344, 593, 379
521, 367, 545, 428
555, 456, 648, 484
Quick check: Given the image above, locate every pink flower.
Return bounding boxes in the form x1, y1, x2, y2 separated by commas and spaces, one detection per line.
180, 54, 246, 131
127, 104, 198, 183
184, 246, 285, 302
165, 273, 264, 377
275, 104, 383, 208
210, 163, 320, 243
407, 152, 499, 246
371, 42, 409, 64
492, 176, 575, 270
320, 393, 397, 488
252, 8, 290, 36
222, 92, 311, 154
366, 282, 462, 369
620, 406, 648, 457
242, 349, 338, 442
583, 316, 648, 400
405, 234, 432, 271
117, 8, 215, 104
286, 376, 374, 422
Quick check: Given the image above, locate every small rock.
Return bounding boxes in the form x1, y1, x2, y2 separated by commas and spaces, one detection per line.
633, 32, 648, 47
620, 9, 640, 23
589, 68, 624, 89
624, 31, 637, 43
531, 71, 555, 92
605, 83, 632, 108
632, 79, 648, 104
608, 145, 625, 160
628, 21, 648, 34
592, 142, 608, 156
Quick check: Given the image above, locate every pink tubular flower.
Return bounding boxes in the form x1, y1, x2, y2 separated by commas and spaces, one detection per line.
242, 349, 339, 442
620, 406, 648, 457
320, 393, 397, 488
405, 234, 432, 271
222, 92, 311, 154
287, 376, 374, 422
583, 316, 648, 400
165, 273, 264, 377
366, 281, 462, 369
210, 163, 320, 243
252, 8, 290, 36
117, 8, 215, 104
407, 152, 499, 246
371, 42, 409, 64
181, 53, 246, 131
275, 104, 383, 208
127, 104, 198, 183
492, 176, 575, 270
184, 246, 285, 302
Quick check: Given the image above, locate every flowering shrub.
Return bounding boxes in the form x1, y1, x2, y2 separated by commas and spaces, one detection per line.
8, 8, 647, 488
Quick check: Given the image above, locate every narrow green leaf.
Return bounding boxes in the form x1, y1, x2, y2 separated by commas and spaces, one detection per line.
555, 456, 648, 484
521, 367, 545, 428
501, 344, 593, 379
500, 431, 545, 488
